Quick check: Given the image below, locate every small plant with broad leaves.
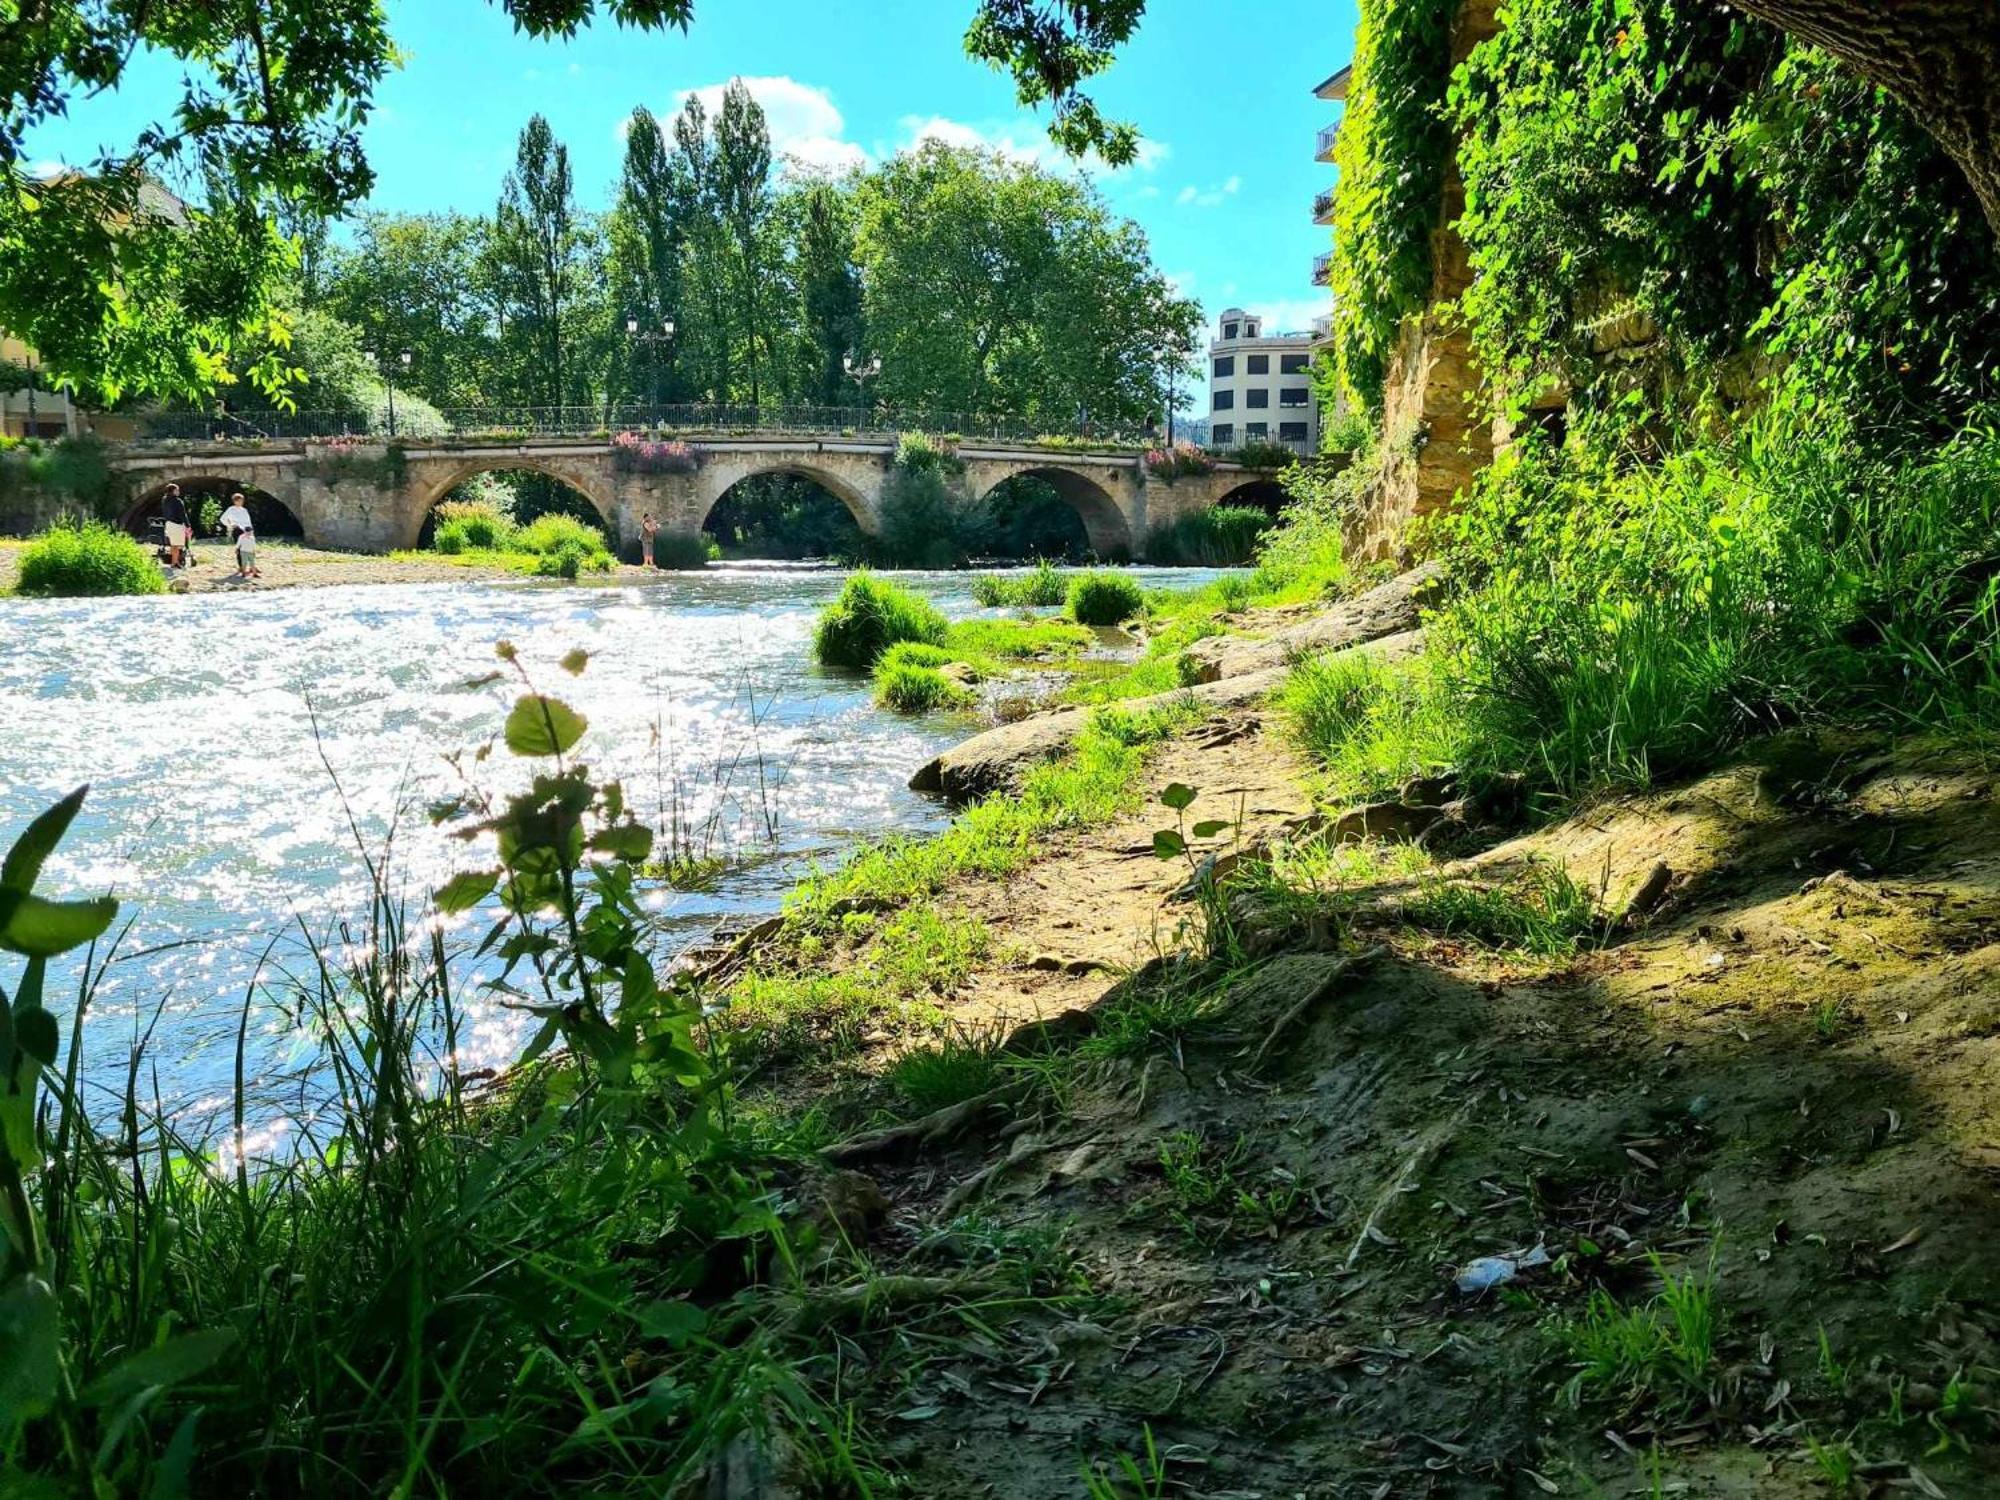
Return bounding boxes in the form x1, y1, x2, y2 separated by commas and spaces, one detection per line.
1150, 782, 1239, 958
429, 642, 708, 1091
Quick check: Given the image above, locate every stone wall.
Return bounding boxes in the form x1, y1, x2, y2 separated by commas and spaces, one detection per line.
1348, 0, 1503, 565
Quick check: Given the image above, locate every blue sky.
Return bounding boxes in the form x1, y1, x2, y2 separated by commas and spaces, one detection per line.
28, 0, 1360, 341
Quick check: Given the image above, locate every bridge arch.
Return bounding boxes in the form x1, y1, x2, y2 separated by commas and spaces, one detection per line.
405, 458, 619, 549
691, 461, 878, 539
120, 476, 305, 543
1213, 474, 1292, 514
973, 465, 1131, 560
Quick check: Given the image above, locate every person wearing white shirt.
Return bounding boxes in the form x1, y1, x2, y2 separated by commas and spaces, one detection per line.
219, 494, 261, 580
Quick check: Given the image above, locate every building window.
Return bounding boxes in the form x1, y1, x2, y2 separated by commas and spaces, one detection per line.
1279, 421, 1309, 442
1279, 386, 1310, 407
1245, 321, 1260, 338
1246, 388, 1269, 409
1221, 322, 1238, 341
1212, 389, 1234, 411
1212, 355, 1234, 378
1246, 422, 1268, 439
1246, 353, 1269, 375
1280, 353, 1310, 375
1212, 423, 1235, 446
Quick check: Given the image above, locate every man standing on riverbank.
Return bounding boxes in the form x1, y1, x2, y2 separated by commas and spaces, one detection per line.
641, 512, 658, 569
219, 493, 260, 580
160, 484, 189, 568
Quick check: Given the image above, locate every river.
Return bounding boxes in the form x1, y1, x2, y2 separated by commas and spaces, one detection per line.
0, 566, 1225, 1130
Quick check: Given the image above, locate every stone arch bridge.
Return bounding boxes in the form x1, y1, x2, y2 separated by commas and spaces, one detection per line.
107, 433, 1285, 559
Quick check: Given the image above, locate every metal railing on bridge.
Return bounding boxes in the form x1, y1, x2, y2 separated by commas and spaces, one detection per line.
131, 404, 1163, 448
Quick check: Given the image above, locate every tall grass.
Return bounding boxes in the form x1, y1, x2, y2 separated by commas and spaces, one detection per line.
13, 519, 164, 597
1067, 570, 1145, 626
1290, 405, 2000, 804
0, 687, 858, 1495
1144, 505, 1275, 566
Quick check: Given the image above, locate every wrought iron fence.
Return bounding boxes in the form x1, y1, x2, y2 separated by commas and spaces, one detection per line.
130, 403, 1163, 448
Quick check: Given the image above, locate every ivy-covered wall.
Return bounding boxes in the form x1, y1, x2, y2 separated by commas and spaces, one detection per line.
0, 436, 121, 536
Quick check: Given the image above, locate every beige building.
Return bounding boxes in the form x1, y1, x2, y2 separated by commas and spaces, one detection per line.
1205, 308, 1320, 455
1311, 64, 1350, 293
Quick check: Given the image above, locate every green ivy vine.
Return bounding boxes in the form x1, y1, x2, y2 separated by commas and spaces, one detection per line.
1327, 0, 1461, 414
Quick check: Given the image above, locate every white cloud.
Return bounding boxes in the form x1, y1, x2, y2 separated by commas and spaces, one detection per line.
1237, 297, 1331, 336
26, 159, 64, 180
1176, 174, 1241, 209
659, 76, 868, 173
894, 114, 1169, 178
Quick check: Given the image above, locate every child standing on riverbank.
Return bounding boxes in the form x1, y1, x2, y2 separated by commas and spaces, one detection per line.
219, 493, 260, 580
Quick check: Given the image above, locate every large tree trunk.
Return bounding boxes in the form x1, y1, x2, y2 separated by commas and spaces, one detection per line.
1729, 0, 2000, 232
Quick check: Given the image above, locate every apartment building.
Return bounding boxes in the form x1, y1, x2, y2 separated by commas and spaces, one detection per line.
1205, 308, 1319, 455
1311, 64, 1350, 293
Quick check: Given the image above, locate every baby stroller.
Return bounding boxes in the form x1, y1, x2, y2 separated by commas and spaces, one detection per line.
147, 515, 199, 568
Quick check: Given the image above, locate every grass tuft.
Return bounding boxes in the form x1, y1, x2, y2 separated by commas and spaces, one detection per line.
813, 572, 950, 670
14, 519, 165, 597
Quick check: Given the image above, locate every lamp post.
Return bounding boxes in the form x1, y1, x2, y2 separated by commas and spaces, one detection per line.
364, 348, 412, 437
843, 352, 881, 430
625, 316, 675, 422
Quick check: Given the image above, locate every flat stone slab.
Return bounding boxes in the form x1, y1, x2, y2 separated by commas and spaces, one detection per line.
1181, 562, 1441, 684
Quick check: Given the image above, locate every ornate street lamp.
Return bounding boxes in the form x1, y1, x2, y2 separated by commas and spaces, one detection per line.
626, 317, 675, 421
363, 348, 412, 437
843, 352, 882, 430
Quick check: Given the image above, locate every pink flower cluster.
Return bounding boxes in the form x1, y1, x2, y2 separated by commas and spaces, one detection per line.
611, 431, 703, 474
1143, 440, 1216, 480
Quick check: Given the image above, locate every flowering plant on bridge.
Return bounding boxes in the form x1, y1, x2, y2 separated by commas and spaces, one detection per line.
300, 435, 407, 490
610, 432, 704, 475
1143, 441, 1217, 483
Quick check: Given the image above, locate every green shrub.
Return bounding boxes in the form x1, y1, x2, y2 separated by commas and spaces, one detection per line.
14, 519, 165, 597
813, 572, 951, 670
971, 559, 1067, 607
874, 467, 973, 568
1227, 439, 1300, 470
875, 661, 975, 714
434, 512, 515, 554
1067, 570, 1145, 626
434, 521, 468, 555
1146, 506, 1274, 566
653, 533, 718, 570
533, 539, 612, 579
513, 512, 609, 558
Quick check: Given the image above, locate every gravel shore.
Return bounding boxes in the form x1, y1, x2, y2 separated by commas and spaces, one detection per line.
0, 540, 662, 595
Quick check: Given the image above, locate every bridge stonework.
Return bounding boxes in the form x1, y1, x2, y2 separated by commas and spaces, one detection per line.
108, 435, 1273, 560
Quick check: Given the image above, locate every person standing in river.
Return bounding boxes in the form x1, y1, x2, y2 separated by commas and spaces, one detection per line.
641, 512, 658, 569
159, 484, 189, 568
219, 492, 260, 580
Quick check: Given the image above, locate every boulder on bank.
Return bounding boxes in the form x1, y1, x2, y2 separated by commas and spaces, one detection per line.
1180, 561, 1442, 684
911, 626, 1424, 803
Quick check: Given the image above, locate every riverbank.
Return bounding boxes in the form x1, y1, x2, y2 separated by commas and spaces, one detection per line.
712, 582, 2000, 1496
0, 536, 679, 593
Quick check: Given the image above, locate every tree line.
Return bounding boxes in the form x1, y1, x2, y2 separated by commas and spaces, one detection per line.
249, 82, 1197, 435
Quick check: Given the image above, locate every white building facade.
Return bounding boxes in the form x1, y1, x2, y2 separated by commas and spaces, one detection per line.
1205, 308, 1320, 456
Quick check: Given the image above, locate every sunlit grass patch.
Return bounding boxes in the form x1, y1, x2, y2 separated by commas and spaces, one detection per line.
1403, 859, 1601, 956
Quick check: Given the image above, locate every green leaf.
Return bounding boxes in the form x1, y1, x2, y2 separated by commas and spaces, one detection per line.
1152, 830, 1186, 859
1160, 783, 1196, 811
80, 1329, 236, 1408
588, 824, 654, 862
0, 893, 118, 958
434, 870, 500, 915
1190, 820, 1233, 839
0, 1276, 60, 1429
559, 648, 590, 676
504, 695, 588, 758
635, 1300, 707, 1348
2, 785, 88, 893
12, 1009, 57, 1071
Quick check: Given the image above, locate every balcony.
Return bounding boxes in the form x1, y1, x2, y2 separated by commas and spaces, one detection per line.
1312, 187, 1335, 225
1315, 122, 1341, 161
1311, 251, 1332, 287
